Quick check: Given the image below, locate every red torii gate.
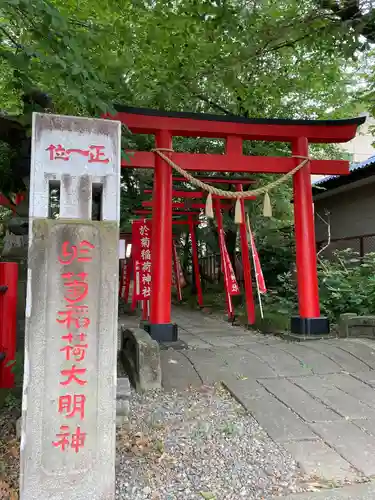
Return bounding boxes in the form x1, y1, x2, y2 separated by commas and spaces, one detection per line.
107, 106, 365, 341
144, 178, 258, 324
141, 191, 245, 316
133, 206, 204, 308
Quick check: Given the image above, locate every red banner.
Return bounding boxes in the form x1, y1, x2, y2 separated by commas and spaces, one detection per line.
132, 219, 152, 300
119, 259, 127, 300
249, 227, 267, 294
219, 229, 240, 296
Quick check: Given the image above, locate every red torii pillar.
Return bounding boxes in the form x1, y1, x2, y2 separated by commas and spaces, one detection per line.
292, 138, 321, 333
148, 131, 175, 340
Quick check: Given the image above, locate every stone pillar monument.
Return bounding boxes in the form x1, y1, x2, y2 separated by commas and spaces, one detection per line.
20, 113, 121, 499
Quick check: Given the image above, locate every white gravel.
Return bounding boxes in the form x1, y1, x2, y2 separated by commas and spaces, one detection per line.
115, 385, 305, 500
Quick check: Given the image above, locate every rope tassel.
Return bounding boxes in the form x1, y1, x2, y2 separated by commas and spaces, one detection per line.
150, 149, 310, 220
263, 191, 272, 217
205, 193, 214, 218
234, 198, 243, 224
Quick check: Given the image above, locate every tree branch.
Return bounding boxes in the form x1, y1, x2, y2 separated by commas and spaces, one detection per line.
191, 91, 233, 115
0, 25, 23, 50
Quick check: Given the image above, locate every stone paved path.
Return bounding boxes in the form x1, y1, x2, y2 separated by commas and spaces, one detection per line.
159, 308, 375, 496
279, 481, 375, 499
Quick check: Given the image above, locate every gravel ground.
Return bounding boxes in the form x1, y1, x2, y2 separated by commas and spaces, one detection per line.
116, 385, 306, 500
0, 384, 308, 500
0, 401, 20, 499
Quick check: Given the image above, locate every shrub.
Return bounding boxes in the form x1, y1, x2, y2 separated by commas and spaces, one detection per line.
268, 249, 375, 323
319, 249, 375, 320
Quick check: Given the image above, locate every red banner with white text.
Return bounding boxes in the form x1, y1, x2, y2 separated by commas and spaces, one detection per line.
119, 259, 127, 300
219, 229, 240, 295
132, 219, 152, 300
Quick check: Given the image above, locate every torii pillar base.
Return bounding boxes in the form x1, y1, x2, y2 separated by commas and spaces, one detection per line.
291, 316, 330, 336
143, 322, 178, 343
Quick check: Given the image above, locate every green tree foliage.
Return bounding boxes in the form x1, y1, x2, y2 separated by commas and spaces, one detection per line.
0, 0, 371, 299
0, 0, 367, 117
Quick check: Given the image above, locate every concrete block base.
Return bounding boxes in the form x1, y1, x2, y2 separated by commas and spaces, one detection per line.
291, 316, 330, 336
143, 322, 178, 342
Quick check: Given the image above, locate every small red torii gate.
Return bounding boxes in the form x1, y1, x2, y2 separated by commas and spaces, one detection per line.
107, 107, 365, 341
144, 179, 258, 324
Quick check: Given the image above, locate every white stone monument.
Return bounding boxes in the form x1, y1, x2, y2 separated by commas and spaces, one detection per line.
20, 113, 121, 499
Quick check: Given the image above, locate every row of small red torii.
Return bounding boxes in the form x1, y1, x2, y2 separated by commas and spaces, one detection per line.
108, 107, 363, 338
120, 177, 266, 324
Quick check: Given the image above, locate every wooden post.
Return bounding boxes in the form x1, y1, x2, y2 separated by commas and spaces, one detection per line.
20, 113, 121, 499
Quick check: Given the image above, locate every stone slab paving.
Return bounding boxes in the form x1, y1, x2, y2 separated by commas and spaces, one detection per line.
306, 343, 372, 372
198, 336, 239, 348
160, 349, 202, 391
310, 420, 375, 477
277, 343, 344, 374
273, 481, 375, 500
320, 373, 375, 408
187, 346, 279, 380
283, 440, 357, 482
119, 308, 375, 496
323, 339, 375, 370
351, 370, 375, 386
166, 308, 375, 489
352, 417, 375, 436
179, 335, 212, 349
291, 375, 375, 420
240, 343, 318, 377
224, 378, 318, 443
258, 378, 341, 423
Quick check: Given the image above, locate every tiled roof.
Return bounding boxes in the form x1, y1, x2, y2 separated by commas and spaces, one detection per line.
312, 154, 375, 186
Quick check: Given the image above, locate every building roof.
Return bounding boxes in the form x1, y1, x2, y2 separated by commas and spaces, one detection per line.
312, 155, 375, 193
